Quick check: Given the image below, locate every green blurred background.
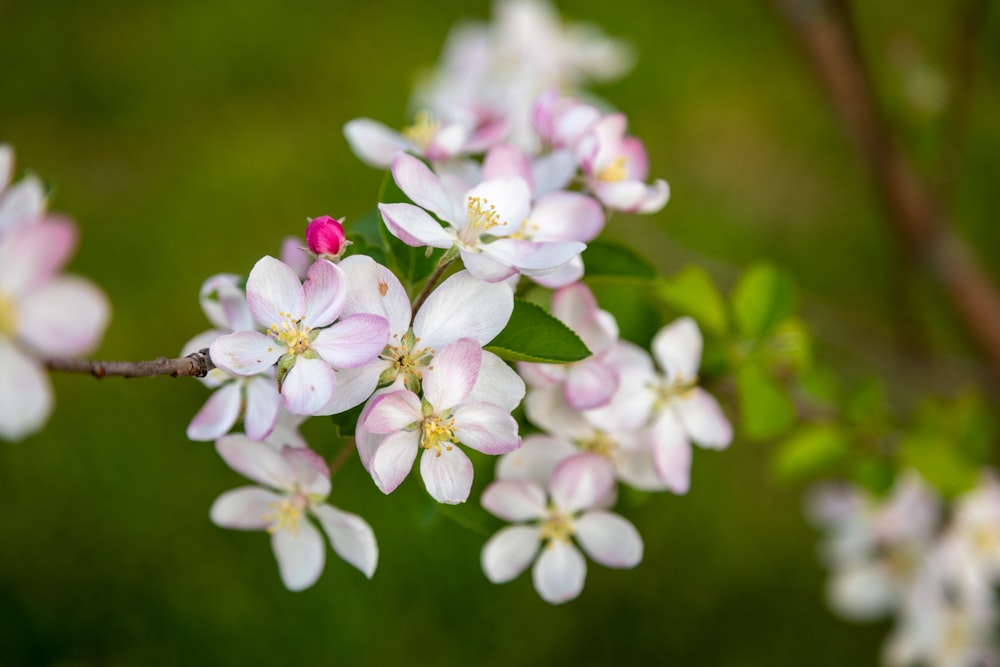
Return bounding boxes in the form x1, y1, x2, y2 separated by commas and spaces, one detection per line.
1, 0, 997, 664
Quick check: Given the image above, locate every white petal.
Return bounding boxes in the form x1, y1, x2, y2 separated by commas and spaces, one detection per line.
481, 480, 547, 521
243, 375, 281, 440
420, 446, 474, 504
482, 525, 541, 583
454, 403, 520, 454
828, 563, 896, 621
209, 331, 283, 376
564, 360, 618, 411
0, 218, 76, 293
467, 351, 525, 411
281, 356, 336, 416
302, 259, 347, 328
246, 256, 305, 329
650, 412, 693, 494
199, 273, 254, 332
370, 429, 419, 494
550, 453, 616, 513
216, 434, 296, 490
414, 270, 514, 350
313, 362, 385, 416
0, 340, 52, 441
338, 255, 411, 336
676, 388, 733, 450
531, 149, 577, 197
460, 248, 519, 282
0, 175, 45, 232
378, 203, 454, 249
530, 256, 583, 289
17, 276, 110, 356
209, 486, 282, 530
524, 385, 591, 438
465, 178, 531, 234
496, 434, 578, 485
652, 317, 702, 383
529, 192, 605, 243
389, 153, 457, 223
312, 503, 379, 578
574, 510, 643, 568
271, 519, 326, 591
186, 381, 242, 441
311, 313, 389, 369
343, 118, 411, 168
422, 338, 481, 411
532, 541, 587, 604
483, 238, 586, 274
364, 390, 422, 434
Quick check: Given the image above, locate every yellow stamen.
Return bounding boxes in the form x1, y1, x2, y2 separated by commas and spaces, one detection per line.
420, 414, 458, 456
597, 156, 628, 182
267, 312, 312, 355
402, 110, 440, 150
578, 431, 619, 460
0, 293, 16, 338
263, 493, 308, 535
540, 511, 574, 545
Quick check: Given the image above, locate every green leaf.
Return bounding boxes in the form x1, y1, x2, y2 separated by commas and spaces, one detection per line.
902, 434, 978, 498
344, 210, 387, 266
582, 240, 659, 281
658, 265, 728, 337
736, 361, 795, 440
772, 424, 847, 482
485, 298, 591, 363
589, 282, 662, 347
731, 262, 797, 339
377, 170, 441, 290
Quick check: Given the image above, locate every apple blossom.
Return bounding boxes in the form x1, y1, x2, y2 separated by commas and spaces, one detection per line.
481, 452, 642, 604
209, 256, 389, 416
0, 145, 46, 234
210, 434, 378, 591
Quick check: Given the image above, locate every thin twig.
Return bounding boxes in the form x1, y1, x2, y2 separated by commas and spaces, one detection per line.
328, 438, 357, 476
410, 251, 457, 323
775, 0, 1000, 386
44, 348, 215, 379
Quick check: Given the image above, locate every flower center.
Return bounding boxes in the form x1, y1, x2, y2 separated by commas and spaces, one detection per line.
380, 330, 435, 392
653, 375, 699, 407
972, 525, 1000, 556
263, 492, 308, 535
0, 292, 16, 338
460, 195, 508, 246
596, 156, 628, 182
578, 431, 619, 461
540, 510, 574, 545
402, 110, 440, 150
420, 414, 458, 456
268, 311, 312, 355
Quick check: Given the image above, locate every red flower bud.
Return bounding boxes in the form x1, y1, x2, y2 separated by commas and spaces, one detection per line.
305, 216, 347, 257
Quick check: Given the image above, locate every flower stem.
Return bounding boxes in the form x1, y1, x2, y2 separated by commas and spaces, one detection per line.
410, 248, 458, 323
328, 438, 356, 476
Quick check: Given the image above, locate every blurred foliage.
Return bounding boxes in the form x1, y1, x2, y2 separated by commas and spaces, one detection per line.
1, 0, 998, 666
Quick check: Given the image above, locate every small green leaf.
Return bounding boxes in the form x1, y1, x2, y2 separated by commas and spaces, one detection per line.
377, 170, 441, 290
902, 434, 978, 498
582, 240, 658, 281
731, 262, 797, 339
485, 298, 591, 363
772, 424, 847, 482
736, 361, 795, 440
658, 265, 728, 337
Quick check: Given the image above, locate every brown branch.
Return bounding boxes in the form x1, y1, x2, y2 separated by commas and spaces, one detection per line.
44, 348, 216, 379
775, 0, 1000, 385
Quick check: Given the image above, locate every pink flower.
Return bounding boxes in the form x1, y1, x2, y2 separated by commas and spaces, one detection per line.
361, 338, 521, 504
210, 434, 378, 591
209, 256, 389, 416
0, 216, 110, 440
480, 453, 642, 604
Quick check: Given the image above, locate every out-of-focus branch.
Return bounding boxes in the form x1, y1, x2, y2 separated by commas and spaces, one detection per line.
44, 348, 215, 379
775, 0, 1000, 385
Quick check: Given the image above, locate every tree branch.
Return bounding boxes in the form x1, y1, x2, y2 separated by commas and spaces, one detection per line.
44, 348, 216, 379
775, 0, 1000, 385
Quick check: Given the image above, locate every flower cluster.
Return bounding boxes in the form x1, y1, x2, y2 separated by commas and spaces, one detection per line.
808, 472, 1000, 667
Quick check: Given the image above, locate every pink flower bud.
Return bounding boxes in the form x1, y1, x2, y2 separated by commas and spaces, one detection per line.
305, 216, 346, 257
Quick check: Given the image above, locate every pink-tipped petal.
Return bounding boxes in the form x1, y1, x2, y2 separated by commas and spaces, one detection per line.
338, 255, 411, 335
209, 486, 283, 530
390, 153, 456, 222
574, 510, 643, 568
532, 540, 587, 604
0, 217, 76, 293
483, 238, 586, 274
467, 351, 525, 411
0, 340, 51, 441
378, 202, 454, 249
481, 480, 547, 522
637, 179, 670, 214
370, 429, 419, 494
281, 356, 336, 416
422, 338, 481, 410
245, 256, 306, 329
420, 446, 475, 504
460, 248, 519, 283
243, 376, 281, 441
311, 504, 379, 579
652, 317, 702, 382
529, 192, 605, 243
564, 360, 619, 411
302, 259, 347, 328
311, 313, 389, 370
364, 390, 422, 434
216, 434, 296, 490
17, 276, 110, 356
186, 381, 242, 441
280, 445, 331, 497
676, 388, 733, 450
271, 519, 326, 591
550, 453, 616, 514
482, 144, 534, 191
210, 330, 283, 376
531, 149, 577, 197
496, 435, 578, 485
530, 255, 583, 289
344, 118, 411, 169
453, 403, 520, 454
650, 412, 693, 494
482, 525, 541, 584
280, 237, 312, 280
414, 270, 514, 350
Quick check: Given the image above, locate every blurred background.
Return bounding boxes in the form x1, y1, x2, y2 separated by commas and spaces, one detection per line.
1, 0, 998, 664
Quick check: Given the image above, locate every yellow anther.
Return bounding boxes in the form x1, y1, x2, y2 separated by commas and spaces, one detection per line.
579, 432, 619, 460
597, 156, 628, 182
402, 110, 440, 150
0, 293, 16, 338
420, 415, 458, 455
540, 512, 574, 545
263, 494, 307, 535
466, 196, 503, 231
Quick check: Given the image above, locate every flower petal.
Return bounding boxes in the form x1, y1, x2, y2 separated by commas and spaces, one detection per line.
459, 248, 519, 283
281, 356, 336, 416
246, 256, 305, 329
314, 361, 385, 416
243, 375, 281, 441
532, 541, 587, 604
216, 434, 295, 490
370, 429, 419, 494
482, 525, 541, 584
17, 276, 110, 356
467, 351, 525, 411
420, 446, 474, 504
0, 217, 76, 294
0, 340, 51, 441
496, 434, 578, 485
453, 402, 520, 454
482, 144, 533, 191
390, 153, 456, 223
209, 486, 283, 530
199, 273, 254, 332
271, 519, 326, 591
423, 338, 481, 411
465, 178, 531, 235
0, 174, 45, 232
210, 331, 283, 376
311, 313, 389, 370
343, 117, 411, 168
652, 316, 702, 383
414, 270, 514, 350
574, 510, 643, 568
650, 412, 693, 494
529, 192, 605, 243
338, 255, 411, 336
378, 202, 454, 249
186, 381, 242, 441
483, 238, 586, 274
302, 259, 347, 328
364, 390, 422, 434
311, 503, 379, 579
481, 480, 547, 522
676, 388, 733, 450
564, 360, 619, 410
550, 453, 616, 514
